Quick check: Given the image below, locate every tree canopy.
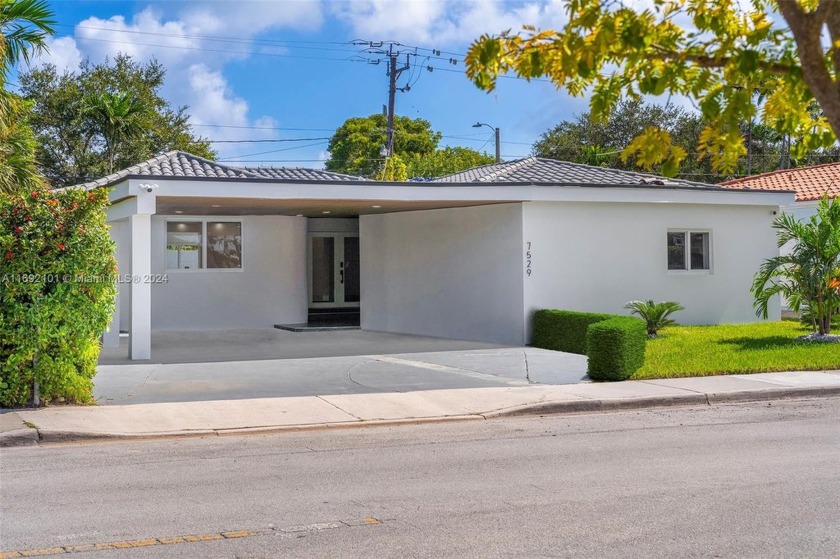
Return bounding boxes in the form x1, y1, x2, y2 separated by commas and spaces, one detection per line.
325, 114, 440, 177
533, 99, 715, 179
325, 114, 494, 179
466, 0, 840, 177
20, 54, 215, 187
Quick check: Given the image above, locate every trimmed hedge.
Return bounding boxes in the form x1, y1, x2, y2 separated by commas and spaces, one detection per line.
586, 317, 647, 381
531, 309, 613, 355
531, 309, 647, 381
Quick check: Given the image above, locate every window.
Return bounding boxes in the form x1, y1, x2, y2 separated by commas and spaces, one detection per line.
166, 222, 202, 269
207, 222, 242, 269
667, 231, 710, 271
166, 220, 242, 270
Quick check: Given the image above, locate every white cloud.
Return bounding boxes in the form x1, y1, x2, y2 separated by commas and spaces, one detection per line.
32, 35, 84, 73
331, 0, 568, 45
180, 0, 323, 36
25, 2, 325, 159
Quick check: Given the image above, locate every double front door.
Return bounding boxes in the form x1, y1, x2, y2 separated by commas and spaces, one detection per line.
309, 234, 360, 308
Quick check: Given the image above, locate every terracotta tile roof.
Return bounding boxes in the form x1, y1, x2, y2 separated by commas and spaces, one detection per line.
720, 162, 840, 202
432, 157, 715, 188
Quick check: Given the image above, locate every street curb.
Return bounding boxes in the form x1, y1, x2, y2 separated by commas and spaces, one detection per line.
30, 415, 485, 446
485, 393, 709, 417
489, 385, 840, 417
0, 428, 40, 447
705, 385, 840, 403
4, 387, 839, 447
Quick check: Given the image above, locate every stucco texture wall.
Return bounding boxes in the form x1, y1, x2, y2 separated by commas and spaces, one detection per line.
149, 215, 307, 330
360, 204, 526, 345
522, 201, 781, 339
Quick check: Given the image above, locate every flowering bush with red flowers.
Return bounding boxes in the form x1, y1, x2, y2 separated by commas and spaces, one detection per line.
1, 186, 116, 407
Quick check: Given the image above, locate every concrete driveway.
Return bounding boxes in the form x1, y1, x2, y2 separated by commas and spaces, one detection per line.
95, 329, 588, 405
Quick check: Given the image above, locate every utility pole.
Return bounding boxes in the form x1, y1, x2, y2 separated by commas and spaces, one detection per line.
385, 43, 410, 157
386, 46, 397, 158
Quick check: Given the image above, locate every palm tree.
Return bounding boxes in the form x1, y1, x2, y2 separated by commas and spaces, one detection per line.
1, 0, 54, 76
752, 196, 840, 336
83, 91, 148, 174
0, 0, 55, 193
624, 300, 685, 337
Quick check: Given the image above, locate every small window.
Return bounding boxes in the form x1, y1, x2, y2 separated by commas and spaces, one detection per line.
207, 222, 242, 269
667, 231, 710, 271
165, 219, 243, 270
167, 221, 202, 270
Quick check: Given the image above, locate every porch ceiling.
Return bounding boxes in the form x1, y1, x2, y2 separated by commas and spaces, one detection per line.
156, 196, 506, 217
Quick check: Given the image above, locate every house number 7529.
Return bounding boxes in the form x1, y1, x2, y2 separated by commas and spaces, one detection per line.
525, 242, 532, 276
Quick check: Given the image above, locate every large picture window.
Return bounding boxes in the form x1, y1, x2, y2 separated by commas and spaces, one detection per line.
667, 231, 710, 271
166, 220, 242, 270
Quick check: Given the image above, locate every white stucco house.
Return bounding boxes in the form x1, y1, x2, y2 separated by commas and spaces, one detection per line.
79, 151, 793, 360
721, 162, 840, 310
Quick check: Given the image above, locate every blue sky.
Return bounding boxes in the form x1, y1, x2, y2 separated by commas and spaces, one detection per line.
17, 1, 593, 168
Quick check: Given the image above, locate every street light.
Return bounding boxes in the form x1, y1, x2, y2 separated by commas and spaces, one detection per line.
472, 122, 500, 163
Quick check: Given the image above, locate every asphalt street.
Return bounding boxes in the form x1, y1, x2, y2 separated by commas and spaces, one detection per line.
2, 398, 839, 558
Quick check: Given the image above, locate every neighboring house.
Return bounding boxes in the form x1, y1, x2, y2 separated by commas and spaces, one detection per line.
720, 161, 840, 223
721, 162, 840, 310
79, 151, 792, 360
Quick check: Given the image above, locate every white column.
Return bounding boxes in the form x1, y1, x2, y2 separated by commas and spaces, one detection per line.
129, 214, 152, 360
102, 221, 122, 349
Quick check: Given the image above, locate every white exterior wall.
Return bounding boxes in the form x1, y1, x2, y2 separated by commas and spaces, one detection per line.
150, 215, 307, 330
522, 201, 781, 339
360, 204, 526, 345
778, 200, 820, 309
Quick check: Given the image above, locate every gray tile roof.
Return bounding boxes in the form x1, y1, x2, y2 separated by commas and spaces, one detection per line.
72, 151, 368, 189
432, 157, 714, 188
242, 166, 368, 182
73, 151, 258, 189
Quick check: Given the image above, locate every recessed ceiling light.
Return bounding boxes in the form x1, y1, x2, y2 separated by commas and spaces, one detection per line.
322, 211, 331, 214
174, 210, 184, 214
372, 205, 382, 208
211, 204, 222, 208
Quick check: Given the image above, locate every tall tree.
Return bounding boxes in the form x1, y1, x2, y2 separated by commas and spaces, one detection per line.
1, 0, 54, 194
82, 91, 148, 174
20, 55, 215, 187
533, 99, 716, 180
325, 114, 494, 179
325, 114, 440, 177
466, 0, 840, 176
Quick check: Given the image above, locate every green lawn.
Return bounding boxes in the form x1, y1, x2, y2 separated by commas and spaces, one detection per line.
632, 320, 840, 379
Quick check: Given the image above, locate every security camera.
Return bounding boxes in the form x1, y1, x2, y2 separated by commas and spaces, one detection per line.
771, 210, 778, 215
138, 183, 159, 193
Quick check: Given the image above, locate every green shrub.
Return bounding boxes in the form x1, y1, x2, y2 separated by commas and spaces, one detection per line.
1, 186, 116, 407
586, 317, 647, 381
531, 309, 613, 354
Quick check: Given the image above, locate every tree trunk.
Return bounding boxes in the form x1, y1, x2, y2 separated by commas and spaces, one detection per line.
777, 1, 840, 142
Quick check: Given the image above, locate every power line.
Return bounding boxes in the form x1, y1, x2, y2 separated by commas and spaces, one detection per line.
217, 140, 329, 160
208, 137, 330, 144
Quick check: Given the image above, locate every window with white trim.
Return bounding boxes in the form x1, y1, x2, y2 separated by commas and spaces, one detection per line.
166, 220, 242, 270
667, 231, 710, 271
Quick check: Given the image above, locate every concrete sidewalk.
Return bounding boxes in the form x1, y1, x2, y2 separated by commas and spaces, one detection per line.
3, 370, 840, 446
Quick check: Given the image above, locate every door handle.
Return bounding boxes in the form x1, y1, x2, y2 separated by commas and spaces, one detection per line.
340, 261, 344, 284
